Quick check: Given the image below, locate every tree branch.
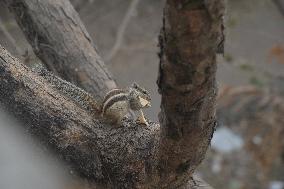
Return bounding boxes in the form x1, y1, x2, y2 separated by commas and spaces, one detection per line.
0, 45, 160, 188
272, 0, 284, 17
5, 0, 116, 101
156, 0, 224, 187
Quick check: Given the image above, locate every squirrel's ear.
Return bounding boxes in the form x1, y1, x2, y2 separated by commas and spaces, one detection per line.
132, 82, 138, 88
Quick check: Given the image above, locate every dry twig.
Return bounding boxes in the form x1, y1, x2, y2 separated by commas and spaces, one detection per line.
105, 0, 140, 63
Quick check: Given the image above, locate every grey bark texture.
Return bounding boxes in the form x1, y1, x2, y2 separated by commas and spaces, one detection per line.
0, 45, 160, 188
0, 0, 225, 188
5, 0, 116, 101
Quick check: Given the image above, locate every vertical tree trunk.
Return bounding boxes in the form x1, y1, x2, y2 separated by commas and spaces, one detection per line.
156, 0, 224, 188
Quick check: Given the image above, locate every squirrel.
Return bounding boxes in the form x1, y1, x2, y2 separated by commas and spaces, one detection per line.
101, 83, 151, 126
34, 66, 151, 126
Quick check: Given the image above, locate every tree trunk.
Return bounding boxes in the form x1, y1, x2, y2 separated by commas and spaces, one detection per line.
5, 0, 116, 101
156, 0, 224, 188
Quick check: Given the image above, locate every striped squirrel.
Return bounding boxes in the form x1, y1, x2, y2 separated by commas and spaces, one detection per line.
34, 67, 151, 126
101, 83, 151, 126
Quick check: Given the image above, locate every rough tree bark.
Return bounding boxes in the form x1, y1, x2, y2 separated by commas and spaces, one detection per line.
156, 0, 224, 188
5, 0, 116, 101
0, 0, 225, 188
0, 45, 160, 188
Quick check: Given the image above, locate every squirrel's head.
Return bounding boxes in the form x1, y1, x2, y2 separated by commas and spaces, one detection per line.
129, 82, 151, 108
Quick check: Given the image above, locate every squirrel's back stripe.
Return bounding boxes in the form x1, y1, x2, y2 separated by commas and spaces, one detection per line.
102, 89, 126, 105
102, 93, 128, 115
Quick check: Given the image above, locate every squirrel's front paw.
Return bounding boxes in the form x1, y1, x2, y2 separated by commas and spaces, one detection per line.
136, 117, 149, 126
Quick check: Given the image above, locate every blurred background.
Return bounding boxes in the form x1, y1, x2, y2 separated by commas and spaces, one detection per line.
0, 0, 283, 188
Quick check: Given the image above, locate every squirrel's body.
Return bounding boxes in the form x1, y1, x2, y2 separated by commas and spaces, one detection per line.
101, 93, 129, 124
35, 67, 151, 126
101, 83, 151, 125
